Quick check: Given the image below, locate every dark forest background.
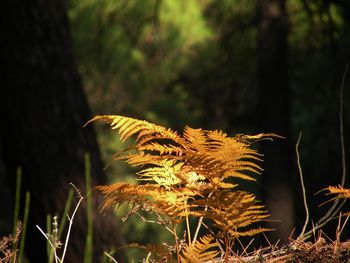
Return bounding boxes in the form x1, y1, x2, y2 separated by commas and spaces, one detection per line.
1, 0, 350, 262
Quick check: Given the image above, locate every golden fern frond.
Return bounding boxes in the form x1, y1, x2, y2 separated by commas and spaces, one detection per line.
192, 190, 269, 237
95, 183, 157, 211
88, 115, 276, 185
181, 129, 270, 182
180, 234, 219, 263
116, 152, 163, 167
97, 182, 201, 222
137, 160, 184, 187
143, 187, 202, 223
183, 126, 208, 151
138, 142, 183, 156
326, 185, 350, 199
228, 227, 271, 237
86, 115, 182, 143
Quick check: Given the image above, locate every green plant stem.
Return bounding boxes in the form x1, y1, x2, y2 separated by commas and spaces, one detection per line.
48, 189, 74, 263
46, 214, 52, 262
58, 189, 74, 240
13, 168, 22, 236
19, 191, 30, 263
12, 167, 22, 259
84, 153, 93, 263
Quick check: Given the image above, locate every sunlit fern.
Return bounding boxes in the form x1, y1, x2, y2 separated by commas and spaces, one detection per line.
327, 185, 350, 199
87, 115, 278, 260
326, 185, 350, 215
180, 235, 219, 263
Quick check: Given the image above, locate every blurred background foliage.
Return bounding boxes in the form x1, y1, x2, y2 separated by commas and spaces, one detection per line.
66, 0, 350, 260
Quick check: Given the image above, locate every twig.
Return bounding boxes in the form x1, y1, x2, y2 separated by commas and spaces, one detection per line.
339, 214, 350, 237
61, 184, 84, 262
104, 252, 119, 263
36, 225, 60, 263
192, 191, 214, 245
135, 211, 177, 237
301, 64, 348, 241
317, 64, 348, 224
36, 183, 84, 263
339, 64, 348, 187
296, 132, 309, 239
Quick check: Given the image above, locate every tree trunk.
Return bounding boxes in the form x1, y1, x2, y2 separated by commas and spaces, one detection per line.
257, 0, 295, 243
1, 0, 124, 261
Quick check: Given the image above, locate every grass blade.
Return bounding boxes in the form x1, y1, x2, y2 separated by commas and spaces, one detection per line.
84, 153, 93, 263
18, 191, 30, 263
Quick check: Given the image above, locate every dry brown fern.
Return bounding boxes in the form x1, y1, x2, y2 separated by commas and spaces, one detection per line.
87, 115, 278, 261
0, 222, 21, 263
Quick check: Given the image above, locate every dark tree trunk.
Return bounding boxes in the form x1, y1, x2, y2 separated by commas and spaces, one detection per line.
1, 0, 124, 261
257, 0, 295, 243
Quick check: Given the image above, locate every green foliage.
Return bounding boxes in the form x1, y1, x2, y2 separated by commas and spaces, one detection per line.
84, 154, 93, 263
18, 192, 30, 263
67, 0, 350, 259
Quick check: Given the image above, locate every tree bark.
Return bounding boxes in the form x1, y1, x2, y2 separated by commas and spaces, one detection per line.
1, 0, 124, 261
257, 0, 295, 243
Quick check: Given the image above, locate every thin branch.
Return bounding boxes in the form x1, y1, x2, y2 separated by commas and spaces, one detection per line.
36, 225, 60, 263
37, 183, 84, 263
61, 184, 84, 263
301, 64, 348, 241
339, 64, 348, 187
134, 211, 177, 237
296, 132, 309, 239
104, 252, 119, 263
318, 64, 348, 224
192, 191, 214, 245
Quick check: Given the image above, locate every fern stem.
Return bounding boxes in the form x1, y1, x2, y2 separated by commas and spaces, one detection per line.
296, 132, 309, 239
224, 236, 229, 263
192, 217, 203, 246
173, 224, 180, 263
192, 191, 214, 245
185, 206, 191, 246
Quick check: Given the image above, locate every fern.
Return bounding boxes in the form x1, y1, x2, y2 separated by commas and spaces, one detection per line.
97, 183, 200, 223
191, 190, 270, 237
180, 235, 219, 263
327, 185, 350, 199
88, 115, 277, 261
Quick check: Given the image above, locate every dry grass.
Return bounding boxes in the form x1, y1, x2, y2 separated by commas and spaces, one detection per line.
203, 232, 350, 263
0, 222, 21, 263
